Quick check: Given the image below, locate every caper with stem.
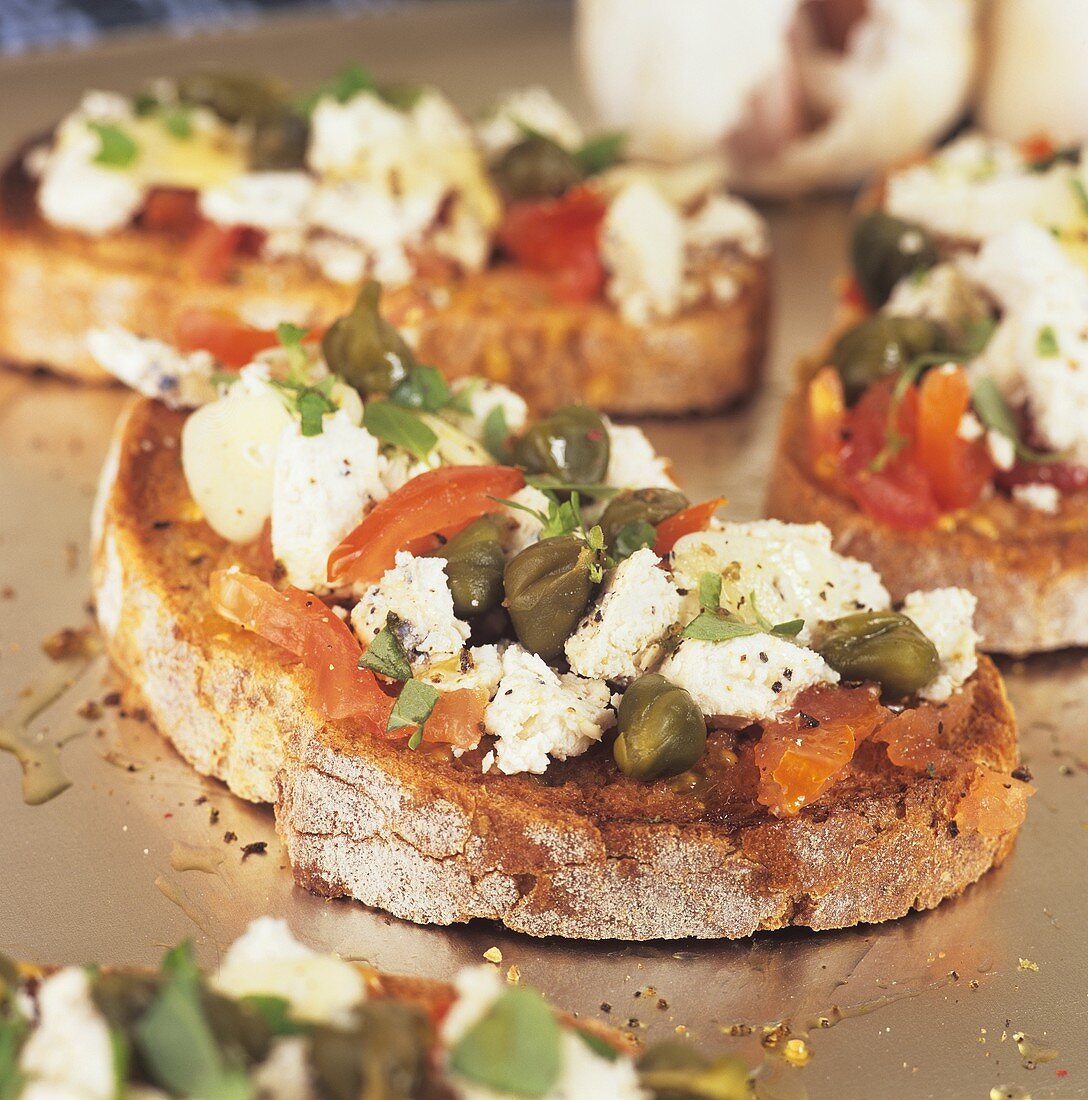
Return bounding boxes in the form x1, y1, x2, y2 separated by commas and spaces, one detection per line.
322, 281, 418, 397
429, 517, 505, 618
493, 135, 583, 200
613, 673, 707, 782
513, 405, 610, 487
851, 211, 939, 309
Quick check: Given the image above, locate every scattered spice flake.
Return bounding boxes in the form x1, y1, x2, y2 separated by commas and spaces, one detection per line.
482, 946, 503, 964
208, 806, 220, 825
600, 1002, 612, 1014
223, 831, 238, 844
77, 700, 103, 720
102, 692, 122, 707
41, 627, 97, 662
1, 586, 14, 600
241, 841, 268, 860
505, 965, 520, 984
1018, 958, 1040, 972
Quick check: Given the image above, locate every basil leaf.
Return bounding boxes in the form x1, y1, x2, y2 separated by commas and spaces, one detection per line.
771, 619, 805, 638
698, 572, 722, 612
957, 314, 996, 357
615, 520, 657, 561
681, 612, 762, 642
972, 377, 1056, 463
240, 995, 306, 1037
482, 404, 511, 462
388, 679, 439, 747
364, 401, 438, 462
575, 1027, 620, 1063
162, 110, 193, 140
449, 986, 562, 1098
89, 122, 137, 169
297, 389, 335, 437
135, 943, 253, 1099
574, 132, 626, 176
390, 365, 450, 413
446, 381, 478, 417
1036, 325, 1060, 357
359, 617, 413, 682
540, 496, 581, 539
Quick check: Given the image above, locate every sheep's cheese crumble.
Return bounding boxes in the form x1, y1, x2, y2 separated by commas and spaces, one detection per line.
901, 588, 980, 703
476, 86, 584, 157
446, 378, 529, 444
1011, 483, 1061, 514
605, 422, 678, 490
87, 325, 216, 409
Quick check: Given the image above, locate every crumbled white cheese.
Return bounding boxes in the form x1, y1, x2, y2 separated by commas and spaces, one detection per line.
565, 549, 680, 682
304, 234, 369, 284
497, 485, 551, 555
476, 86, 584, 156
251, 1038, 315, 1100
213, 917, 366, 1028
87, 325, 216, 408
446, 378, 529, 444
19, 968, 115, 1100
601, 181, 685, 325
900, 588, 980, 702
605, 422, 678, 490
379, 452, 433, 496
986, 428, 1016, 471
350, 551, 470, 670
1011, 482, 1061, 514
670, 521, 890, 646
957, 412, 984, 442
199, 171, 315, 232
419, 643, 505, 697
684, 193, 768, 258
484, 645, 614, 774
271, 411, 388, 591
884, 263, 990, 333
659, 635, 839, 723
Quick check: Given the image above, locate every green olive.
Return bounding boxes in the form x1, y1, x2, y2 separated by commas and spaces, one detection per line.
503, 535, 598, 662
249, 109, 310, 170
430, 517, 505, 618
812, 611, 939, 700
175, 71, 290, 124
830, 315, 945, 404
637, 1041, 752, 1100
614, 674, 707, 782
493, 135, 583, 200
513, 405, 610, 487
851, 211, 939, 308
599, 488, 689, 554
322, 281, 417, 396
308, 1002, 431, 1100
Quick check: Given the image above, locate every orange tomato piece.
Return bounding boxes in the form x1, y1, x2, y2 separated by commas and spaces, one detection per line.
209, 569, 393, 727
141, 187, 201, 234
653, 497, 727, 556
806, 366, 847, 484
327, 465, 526, 587
955, 766, 1034, 839
175, 309, 324, 369
418, 686, 489, 750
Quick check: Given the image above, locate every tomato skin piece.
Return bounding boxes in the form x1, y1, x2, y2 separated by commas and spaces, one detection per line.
498, 188, 607, 303
955, 766, 1034, 838
653, 497, 727, 557
328, 466, 526, 586
209, 569, 393, 726
175, 309, 324, 369
419, 687, 489, 750
141, 187, 201, 234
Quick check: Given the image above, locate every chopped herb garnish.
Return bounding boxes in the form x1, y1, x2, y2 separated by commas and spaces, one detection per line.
363, 401, 438, 462
574, 132, 626, 176
301, 63, 376, 113
358, 615, 413, 682
614, 519, 657, 561
482, 404, 511, 462
209, 371, 241, 389
388, 679, 440, 749
296, 388, 337, 437
162, 109, 193, 140
525, 474, 619, 499
682, 591, 804, 643
448, 986, 562, 1098
390, 364, 450, 413
1036, 325, 1060, 357
88, 122, 138, 169
681, 613, 763, 642
698, 572, 722, 612
445, 381, 478, 417
972, 377, 1057, 463
379, 83, 424, 111
276, 322, 309, 376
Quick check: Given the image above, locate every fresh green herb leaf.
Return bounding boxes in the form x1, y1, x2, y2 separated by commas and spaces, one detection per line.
574, 132, 626, 176
698, 572, 722, 612
358, 616, 413, 682
449, 986, 562, 1098
109, 1026, 130, 1100
681, 612, 762, 642
297, 388, 337, 437
276, 322, 309, 376
301, 63, 377, 113
162, 109, 193, 140
135, 942, 252, 1099
536, 494, 578, 539
972, 377, 1057, 463
1070, 176, 1088, 216
132, 90, 160, 117
586, 524, 606, 552
364, 401, 438, 462
239, 995, 307, 1037
482, 404, 511, 462
614, 519, 657, 561
956, 314, 996, 358
445, 381, 478, 417
1036, 325, 1060, 357
525, 475, 619, 499
379, 83, 424, 111
88, 122, 138, 169
771, 618, 805, 638
390, 364, 450, 413
387, 679, 440, 747
575, 1028, 620, 1063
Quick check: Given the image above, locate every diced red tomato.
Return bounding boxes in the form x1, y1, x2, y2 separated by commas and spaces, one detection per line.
183, 222, 246, 282
328, 465, 526, 586
498, 188, 607, 303
955, 765, 1034, 838
806, 367, 847, 484
755, 684, 885, 816
175, 309, 324, 369
209, 570, 393, 726
652, 498, 727, 557
141, 187, 201, 234
915, 365, 994, 511
420, 687, 489, 751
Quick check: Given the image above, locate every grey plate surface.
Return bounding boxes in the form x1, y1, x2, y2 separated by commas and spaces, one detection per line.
0, 5, 1084, 1098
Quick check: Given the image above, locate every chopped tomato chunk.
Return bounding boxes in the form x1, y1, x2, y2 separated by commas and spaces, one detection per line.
419, 687, 489, 751
175, 309, 323, 369
653, 498, 727, 557
183, 222, 246, 282
498, 188, 607, 303
955, 766, 1034, 838
328, 465, 526, 586
209, 569, 392, 726
141, 187, 200, 234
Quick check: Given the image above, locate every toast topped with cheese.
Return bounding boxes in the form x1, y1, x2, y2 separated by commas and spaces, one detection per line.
767, 133, 1088, 654
0, 70, 769, 415
91, 289, 1030, 940
4, 918, 754, 1099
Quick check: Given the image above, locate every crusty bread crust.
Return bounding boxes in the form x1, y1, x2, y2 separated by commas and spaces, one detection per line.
765, 346, 1088, 656
0, 155, 767, 416
93, 398, 1024, 940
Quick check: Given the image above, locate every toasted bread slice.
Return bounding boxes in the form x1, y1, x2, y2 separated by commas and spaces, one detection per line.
93, 397, 1024, 940
765, 345, 1088, 656
0, 155, 767, 416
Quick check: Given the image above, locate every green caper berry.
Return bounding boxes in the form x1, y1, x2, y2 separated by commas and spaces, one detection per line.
598, 488, 689, 552
175, 71, 289, 124
322, 281, 417, 396
812, 611, 940, 700
503, 535, 598, 663
851, 211, 939, 308
249, 109, 310, 171
493, 135, 584, 200
830, 315, 945, 404
513, 405, 610, 487
614, 674, 707, 782
430, 517, 505, 618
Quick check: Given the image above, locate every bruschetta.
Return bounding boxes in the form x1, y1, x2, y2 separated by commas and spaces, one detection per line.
766, 132, 1088, 654
89, 290, 1030, 940
0, 71, 769, 416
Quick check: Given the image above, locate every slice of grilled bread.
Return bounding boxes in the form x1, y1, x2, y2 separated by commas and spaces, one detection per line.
92, 397, 1025, 940
765, 343, 1088, 656
0, 155, 767, 416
